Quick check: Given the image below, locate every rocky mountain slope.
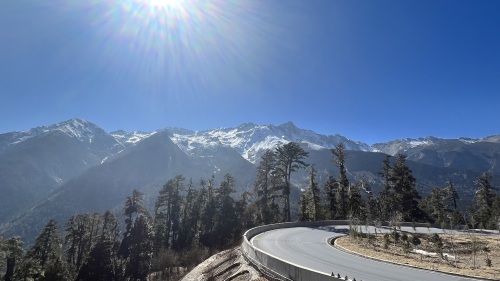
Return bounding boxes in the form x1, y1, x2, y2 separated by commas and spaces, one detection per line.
373, 136, 500, 174
0, 119, 123, 224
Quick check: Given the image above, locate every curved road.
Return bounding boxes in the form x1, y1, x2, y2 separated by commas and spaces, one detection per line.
251, 225, 483, 281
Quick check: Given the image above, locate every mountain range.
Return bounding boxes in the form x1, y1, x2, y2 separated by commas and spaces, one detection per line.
1, 118, 499, 243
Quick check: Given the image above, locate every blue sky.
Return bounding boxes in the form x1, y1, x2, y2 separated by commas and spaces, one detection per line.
1, 0, 499, 144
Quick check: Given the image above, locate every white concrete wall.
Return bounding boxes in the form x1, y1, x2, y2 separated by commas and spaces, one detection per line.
241, 220, 447, 281
241, 220, 350, 281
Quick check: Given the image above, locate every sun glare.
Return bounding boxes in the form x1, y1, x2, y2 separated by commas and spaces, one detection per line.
65, 0, 281, 97
145, 0, 185, 9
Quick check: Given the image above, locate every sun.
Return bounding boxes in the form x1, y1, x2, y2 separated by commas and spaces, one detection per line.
144, 0, 185, 9
82, 0, 272, 98
132, 0, 190, 21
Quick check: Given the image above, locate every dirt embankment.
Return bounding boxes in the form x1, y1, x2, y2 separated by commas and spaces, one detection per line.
181, 247, 269, 281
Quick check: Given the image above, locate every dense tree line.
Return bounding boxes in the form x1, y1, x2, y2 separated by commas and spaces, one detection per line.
0, 173, 245, 280
1, 141, 500, 280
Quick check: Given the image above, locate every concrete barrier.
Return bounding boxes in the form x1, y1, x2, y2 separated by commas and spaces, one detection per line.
241, 220, 460, 281
241, 220, 351, 281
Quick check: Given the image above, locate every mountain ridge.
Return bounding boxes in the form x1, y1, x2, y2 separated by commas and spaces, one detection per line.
3, 118, 500, 175
4, 118, 500, 159
1, 118, 500, 244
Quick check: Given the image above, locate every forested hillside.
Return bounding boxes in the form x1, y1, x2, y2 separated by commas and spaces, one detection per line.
1, 141, 499, 280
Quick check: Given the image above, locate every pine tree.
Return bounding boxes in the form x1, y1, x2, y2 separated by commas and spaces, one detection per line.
64, 213, 101, 273
99, 211, 120, 279
124, 190, 147, 234
332, 143, 349, 219
29, 219, 64, 271
178, 179, 202, 249
474, 173, 496, 229
153, 176, 185, 252
378, 155, 393, 220
390, 154, 421, 221
191, 179, 208, 245
76, 240, 115, 281
213, 174, 239, 248
2, 236, 24, 281
298, 190, 309, 221
42, 257, 71, 281
13, 256, 42, 281
492, 196, 500, 232
307, 165, 321, 221
275, 142, 309, 222
444, 181, 460, 210
361, 178, 377, 224
443, 181, 464, 226
323, 176, 337, 220
124, 215, 153, 281
348, 182, 364, 220
170, 176, 185, 250
253, 150, 278, 224
119, 189, 147, 261
427, 187, 447, 225
199, 176, 218, 248
100, 211, 120, 244
236, 191, 255, 235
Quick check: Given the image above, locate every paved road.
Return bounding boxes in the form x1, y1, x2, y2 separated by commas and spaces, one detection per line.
251, 225, 484, 281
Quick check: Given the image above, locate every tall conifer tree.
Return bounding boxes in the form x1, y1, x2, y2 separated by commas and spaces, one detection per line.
390, 154, 421, 221
378, 155, 393, 220
324, 176, 337, 219
254, 150, 278, 224
29, 219, 64, 271
275, 142, 309, 221
307, 165, 321, 221
474, 173, 496, 228
332, 143, 349, 219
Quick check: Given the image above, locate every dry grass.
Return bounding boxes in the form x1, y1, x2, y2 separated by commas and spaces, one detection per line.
336, 230, 500, 280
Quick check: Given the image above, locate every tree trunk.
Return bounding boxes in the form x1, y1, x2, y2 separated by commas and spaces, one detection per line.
5, 257, 15, 281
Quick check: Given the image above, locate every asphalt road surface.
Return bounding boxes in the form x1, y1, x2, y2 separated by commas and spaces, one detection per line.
251, 225, 486, 281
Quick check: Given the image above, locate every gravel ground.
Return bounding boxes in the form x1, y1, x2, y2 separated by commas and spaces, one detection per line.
336, 232, 500, 280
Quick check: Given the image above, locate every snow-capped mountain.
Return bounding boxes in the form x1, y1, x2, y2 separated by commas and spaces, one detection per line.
0, 119, 371, 165
0, 119, 122, 154
372, 136, 477, 155
0, 118, 372, 233
2, 118, 500, 243
372, 135, 500, 174
0, 119, 119, 226
170, 121, 371, 163
4, 119, 97, 144
372, 135, 500, 155
110, 130, 157, 146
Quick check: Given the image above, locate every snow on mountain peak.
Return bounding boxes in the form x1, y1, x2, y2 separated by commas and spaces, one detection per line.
371, 136, 486, 155
54, 119, 101, 142
5, 118, 105, 146
170, 122, 371, 163
110, 130, 157, 145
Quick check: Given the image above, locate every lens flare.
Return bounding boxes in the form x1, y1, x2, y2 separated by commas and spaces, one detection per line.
52, 0, 301, 105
